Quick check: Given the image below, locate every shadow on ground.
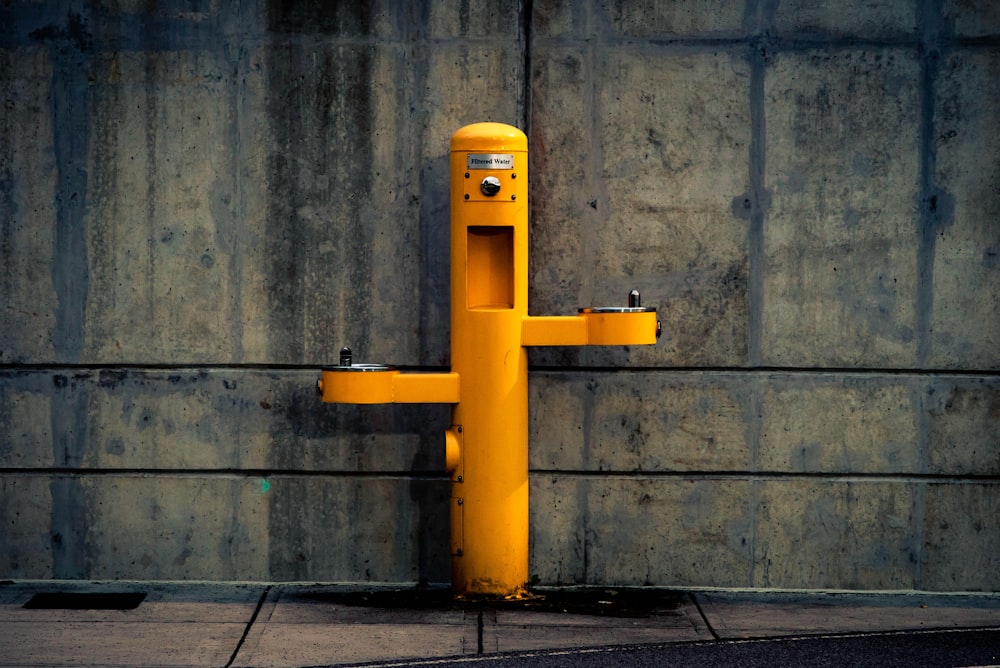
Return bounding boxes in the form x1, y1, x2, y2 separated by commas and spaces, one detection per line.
282, 586, 688, 618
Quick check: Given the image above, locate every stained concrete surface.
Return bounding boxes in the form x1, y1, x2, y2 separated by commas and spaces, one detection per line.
1, 0, 998, 591
696, 590, 1000, 639
1, 582, 999, 667
0, 581, 263, 667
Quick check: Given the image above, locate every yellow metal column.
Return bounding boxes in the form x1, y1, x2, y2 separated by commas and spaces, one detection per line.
320, 122, 658, 599
449, 123, 530, 597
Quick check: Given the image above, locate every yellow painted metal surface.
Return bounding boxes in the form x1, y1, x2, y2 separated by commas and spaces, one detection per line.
449, 122, 531, 597
318, 368, 398, 404
319, 369, 459, 404
521, 311, 659, 346
392, 372, 460, 403
582, 310, 659, 345
318, 122, 658, 598
521, 315, 589, 346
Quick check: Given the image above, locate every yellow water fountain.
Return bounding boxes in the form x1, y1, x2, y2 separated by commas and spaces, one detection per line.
318, 122, 660, 598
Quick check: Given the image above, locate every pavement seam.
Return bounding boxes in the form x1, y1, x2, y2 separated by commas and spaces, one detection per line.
225, 584, 272, 668
689, 593, 721, 640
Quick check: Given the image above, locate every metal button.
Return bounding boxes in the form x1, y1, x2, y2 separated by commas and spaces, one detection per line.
480, 176, 501, 196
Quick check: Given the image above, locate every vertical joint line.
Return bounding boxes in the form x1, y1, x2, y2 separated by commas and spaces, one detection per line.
226, 585, 272, 667
690, 593, 721, 640
521, 0, 533, 135
913, 0, 945, 569
915, 0, 945, 368
912, 385, 930, 590
746, 39, 768, 367
748, 378, 763, 586
477, 609, 485, 653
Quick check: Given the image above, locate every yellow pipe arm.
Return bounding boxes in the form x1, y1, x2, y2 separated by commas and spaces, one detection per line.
521, 315, 589, 346
319, 370, 459, 404
522, 310, 659, 347
392, 372, 460, 404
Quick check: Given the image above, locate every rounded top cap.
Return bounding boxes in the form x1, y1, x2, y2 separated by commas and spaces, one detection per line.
451, 122, 527, 152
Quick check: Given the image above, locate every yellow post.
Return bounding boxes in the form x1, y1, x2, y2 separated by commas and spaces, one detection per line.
319, 122, 659, 599
448, 123, 531, 597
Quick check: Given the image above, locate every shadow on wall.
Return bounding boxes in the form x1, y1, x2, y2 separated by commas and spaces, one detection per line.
269, 381, 452, 582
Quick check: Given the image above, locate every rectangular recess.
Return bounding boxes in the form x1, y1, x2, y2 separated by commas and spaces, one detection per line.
24, 592, 147, 610
467, 225, 514, 309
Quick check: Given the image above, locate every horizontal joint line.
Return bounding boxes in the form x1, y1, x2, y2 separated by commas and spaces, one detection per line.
530, 471, 1000, 483
0, 468, 451, 480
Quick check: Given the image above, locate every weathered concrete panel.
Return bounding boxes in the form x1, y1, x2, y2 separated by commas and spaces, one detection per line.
760, 379, 919, 474
364, 45, 444, 367
266, 476, 449, 582
421, 44, 524, 151
531, 476, 753, 587
529, 46, 750, 368
273, 387, 451, 475
1, 0, 998, 592
924, 484, 1000, 591
926, 379, 1000, 476
531, 0, 583, 38
527, 46, 589, 329
604, 0, 746, 36
26, 2, 526, 370
755, 481, 919, 589
417, 41, 525, 365
528, 475, 585, 584
81, 475, 268, 580
428, 0, 523, 39
266, 0, 387, 36
528, 374, 586, 471
764, 49, 921, 367
0, 477, 52, 578
0, 369, 450, 472
595, 48, 750, 367
930, 50, 1000, 369
259, 37, 522, 367
0, 47, 58, 363
86, 370, 270, 471
0, 380, 53, 467
773, 0, 916, 37
943, 0, 1000, 37
261, 41, 391, 366
530, 372, 750, 472
0, 474, 449, 582
259, 35, 487, 367
84, 50, 249, 364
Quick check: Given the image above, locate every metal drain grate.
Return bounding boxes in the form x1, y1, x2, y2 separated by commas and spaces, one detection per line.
24, 592, 147, 610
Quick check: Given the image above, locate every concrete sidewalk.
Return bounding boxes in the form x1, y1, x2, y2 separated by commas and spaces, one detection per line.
1, 580, 998, 667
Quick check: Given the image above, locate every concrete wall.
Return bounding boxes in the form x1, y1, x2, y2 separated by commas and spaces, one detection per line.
0, 0, 997, 590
